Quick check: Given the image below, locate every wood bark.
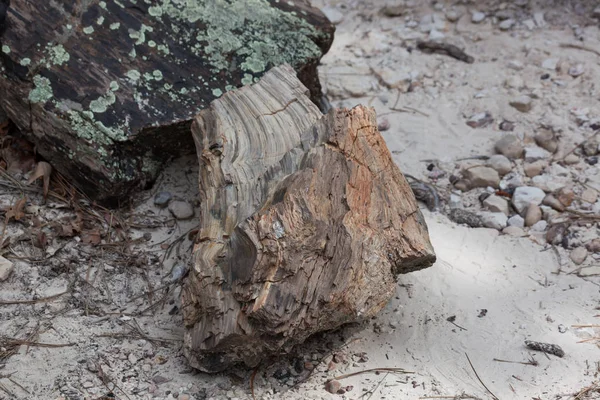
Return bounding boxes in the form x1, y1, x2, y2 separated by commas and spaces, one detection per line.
181, 64, 436, 373
0, 0, 333, 205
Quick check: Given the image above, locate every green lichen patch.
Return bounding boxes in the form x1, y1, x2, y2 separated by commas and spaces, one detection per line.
83, 26, 95, 34
1, 45, 10, 54
28, 75, 53, 104
45, 44, 70, 66
110, 22, 121, 30
20, 58, 31, 66
129, 24, 153, 46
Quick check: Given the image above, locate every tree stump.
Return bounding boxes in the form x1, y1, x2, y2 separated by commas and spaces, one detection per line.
0, 0, 333, 204
181, 64, 436, 373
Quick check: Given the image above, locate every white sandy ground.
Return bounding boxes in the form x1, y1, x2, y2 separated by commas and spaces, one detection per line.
2, 0, 600, 399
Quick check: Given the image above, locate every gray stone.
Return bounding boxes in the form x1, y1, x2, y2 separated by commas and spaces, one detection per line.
508, 60, 524, 71
581, 189, 598, 204
449, 194, 462, 209
505, 75, 523, 89
569, 64, 585, 77
483, 195, 510, 215
508, 214, 525, 228
542, 194, 565, 212
168, 201, 194, 220
503, 226, 526, 237
154, 191, 172, 208
542, 58, 559, 71
499, 19, 515, 30
322, 6, 344, 24
524, 204, 542, 226
445, 9, 461, 22
467, 112, 494, 128
487, 154, 512, 175
533, 12, 546, 27
464, 166, 500, 188
471, 11, 486, 23
524, 146, 550, 162
578, 266, 600, 277
587, 239, 600, 253
563, 154, 580, 165
480, 212, 508, 230
530, 220, 547, 232
570, 247, 588, 265
449, 209, 484, 228
532, 175, 568, 193
512, 186, 545, 214
381, 4, 405, 17
583, 137, 600, 157
0, 257, 14, 281
495, 134, 524, 159
509, 95, 533, 113
534, 129, 558, 153
429, 29, 445, 40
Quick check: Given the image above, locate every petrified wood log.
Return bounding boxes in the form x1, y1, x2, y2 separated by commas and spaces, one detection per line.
181, 64, 436, 373
0, 0, 333, 205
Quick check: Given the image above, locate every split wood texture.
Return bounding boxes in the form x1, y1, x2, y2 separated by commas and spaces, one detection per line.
181, 64, 436, 372
0, 0, 333, 205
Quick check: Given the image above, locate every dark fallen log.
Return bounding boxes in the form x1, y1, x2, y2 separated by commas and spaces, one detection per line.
0, 0, 333, 205
181, 64, 436, 373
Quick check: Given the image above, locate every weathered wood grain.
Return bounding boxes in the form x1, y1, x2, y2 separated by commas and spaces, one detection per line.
0, 0, 333, 204
181, 64, 436, 373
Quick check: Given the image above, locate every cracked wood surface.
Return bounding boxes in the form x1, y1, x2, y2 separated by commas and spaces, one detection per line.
181, 64, 436, 372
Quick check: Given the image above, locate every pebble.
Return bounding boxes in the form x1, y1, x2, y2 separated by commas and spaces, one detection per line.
581, 189, 598, 204
505, 75, 523, 89
512, 186, 546, 214
546, 223, 567, 245
570, 247, 588, 265
503, 226, 526, 237
322, 6, 344, 24
542, 58, 559, 71
524, 146, 550, 162
178, 395, 191, 400
569, 64, 585, 77
466, 112, 494, 128
509, 95, 533, 112
0, 256, 14, 281
541, 205, 559, 222
487, 154, 512, 175
377, 117, 390, 131
508, 60, 524, 71
480, 212, 508, 230
508, 215, 525, 228
563, 154, 580, 164
454, 179, 470, 192
445, 9, 461, 22
154, 191, 172, 208
499, 120, 515, 131
483, 195, 510, 215
556, 187, 574, 207
578, 266, 600, 277
530, 220, 547, 232
429, 29, 445, 40
464, 166, 500, 188
495, 134, 524, 159
471, 11, 486, 23
381, 4, 404, 17
449, 209, 484, 228
82, 381, 94, 389
168, 201, 194, 220
586, 238, 600, 253
128, 353, 138, 364
325, 380, 342, 394
524, 161, 546, 177
499, 19, 515, 30
583, 137, 599, 157
449, 193, 462, 209
525, 204, 542, 226
534, 129, 558, 153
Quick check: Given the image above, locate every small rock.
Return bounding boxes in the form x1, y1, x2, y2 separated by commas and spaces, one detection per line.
524, 161, 546, 177
533, 11, 546, 27
503, 226, 526, 236
546, 223, 568, 245
582, 137, 600, 157
541, 205, 559, 222
512, 186, 546, 214
464, 166, 500, 188
325, 380, 342, 394
152, 375, 170, 385
178, 395, 191, 400
82, 381, 94, 389
586, 239, 600, 253
381, 4, 404, 17
429, 29, 445, 40
377, 117, 390, 131
449, 193, 462, 209
558, 324, 568, 333
483, 195, 510, 215
505, 75, 524, 89
586, 156, 599, 165
499, 19, 515, 30
142, 364, 152, 373
530, 220, 547, 232
563, 154, 580, 165
0, 256, 14, 281
534, 129, 558, 153
508, 214, 525, 228
480, 212, 508, 230
570, 247, 588, 265
445, 9, 461, 22
569, 64, 584, 77
525, 204, 542, 226
454, 179, 470, 192
542, 58, 559, 71
471, 11, 486, 23
581, 189, 598, 204
168, 201, 194, 220
499, 120, 515, 131
533, 174, 568, 193
154, 191, 172, 208
508, 60, 524, 71
556, 187, 574, 207
466, 112, 494, 128
128, 353, 138, 364
578, 266, 600, 277
509, 95, 533, 113
495, 134, 524, 159
449, 209, 484, 228
486, 155, 512, 176
524, 146, 550, 162
322, 6, 344, 24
